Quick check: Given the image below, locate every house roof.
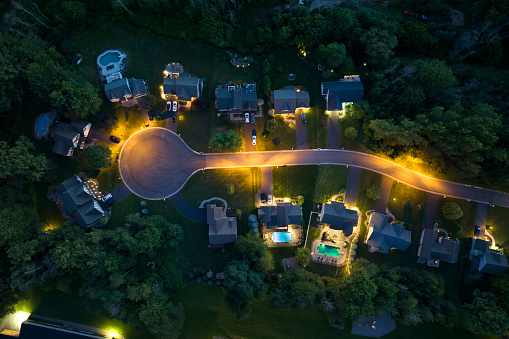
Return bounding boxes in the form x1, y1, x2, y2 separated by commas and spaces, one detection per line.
52, 123, 80, 156
366, 212, 411, 253
319, 201, 358, 236
104, 78, 131, 101
321, 79, 364, 111
418, 228, 460, 263
129, 78, 147, 98
165, 62, 184, 74
207, 205, 237, 244
258, 203, 302, 228
163, 73, 201, 101
19, 321, 102, 339
216, 87, 258, 112
72, 200, 105, 228
480, 251, 509, 275
70, 120, 91, 134
271, 86, 310, 114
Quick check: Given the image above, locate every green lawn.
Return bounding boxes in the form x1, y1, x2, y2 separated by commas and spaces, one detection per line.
437, 197, 477, 240
338, 115, 369, 152
256, 115, 296, 151
486, 206, 509, 252
305, 106, 328, 149
354, 170, 383, 215
387, 182, 428, 228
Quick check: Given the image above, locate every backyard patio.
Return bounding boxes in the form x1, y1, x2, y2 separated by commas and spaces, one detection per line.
263, 224, 303, 248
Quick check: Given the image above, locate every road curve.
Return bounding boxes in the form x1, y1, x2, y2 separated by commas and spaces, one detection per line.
119, 128, 509, 207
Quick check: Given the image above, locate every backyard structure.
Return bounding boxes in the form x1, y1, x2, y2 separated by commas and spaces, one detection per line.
365, 212, 411, 253
417, 225, 460, 266
215, 84, 260, 121
258, 202, 303, 247
96, 49, 127, 82
351, 311, 396, 338
52, 120, 92, 157
270, 86, 310, 115
206, 204, 237, 246
321, 76, 364, 117
469, 238, 508, 275
162, 62, 203, 107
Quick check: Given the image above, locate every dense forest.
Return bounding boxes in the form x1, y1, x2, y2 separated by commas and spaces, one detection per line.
1, 0, 509, 338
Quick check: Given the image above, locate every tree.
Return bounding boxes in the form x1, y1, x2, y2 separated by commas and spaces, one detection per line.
262, 59, 271, 75
317, 42, 346, 69
340, 268, 377, 318
263, 75, 272, 97
0, 136, 48, 182
272, 269, 324, 309
50, 79, 102, 120
266, 119, 278, 132
256, 250, 275, 274
208, 130, 242, 152
0, 206, 40, 247
139, 298, 185, 339
347, 103, 366, 120
59, 1, 86, 27
344, 127, 358, 140
226, 183, 235, 195
399, 22, 437, 53
191, 97, 207, 111
366, 185, 382, 201
235, 232, 267, 262
85, 144, 112, 169
417, 59, 458, 96
441, 202, 463, 220
360, 27, 398, 61
295, 247, 311, 267
463, 290, 509, 336
491, 274, 509, 313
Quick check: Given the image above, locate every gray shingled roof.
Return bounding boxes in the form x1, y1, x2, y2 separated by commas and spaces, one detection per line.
216, 87, 258, 113
319, 201, 358, 236
52, 123, 79, 156
418, 227, 460, 264
163, 73, 201, 101
271, 86, 310, 114
129, 78, 147, 98
207, 205, 237, 245
366, 212, 411, 253
471, 238, 509, 275
104, 78, 131, 101
258, 202, 302, 229
321, 80, 364, 111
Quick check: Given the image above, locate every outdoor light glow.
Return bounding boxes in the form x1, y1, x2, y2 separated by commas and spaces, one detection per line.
393, 198, 396, 201
363, 62, 367, 66
105, 329, 122, 338
13, 311, 30, 328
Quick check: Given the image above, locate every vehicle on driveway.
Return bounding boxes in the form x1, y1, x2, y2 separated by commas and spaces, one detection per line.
261, 193, 267, 203
245, 113, 249, 123
252, 135, 256, 145
302, 112, 306, 123
172, 116, 176, 122
250, 113, 255, 123
166, 101, 171, 111
173, 101, 177, 112
109, 136, 121, 143
148, 110, 154, 120
474, 225, 481, 237
268, 194, 272, 204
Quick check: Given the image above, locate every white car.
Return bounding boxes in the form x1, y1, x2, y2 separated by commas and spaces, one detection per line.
252, 135, 256, 145
245, 113, 249, 123
172, 101, 177, 112
268, 194, 272, 204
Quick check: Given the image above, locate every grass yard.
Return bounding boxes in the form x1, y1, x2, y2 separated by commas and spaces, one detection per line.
338, 115, 369, 152
486, 206, 509, 252
437, 197, 477, 240
354, 170, 383, 216
255, 115, 296, 151
387, 182, 428, 228
305, 106, 328, 149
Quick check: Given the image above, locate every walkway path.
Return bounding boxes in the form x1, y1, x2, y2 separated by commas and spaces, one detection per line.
327, 111, 339, 149
344, 167, 361, 209
375, 176, 393, 214
169, 192, 207, 223
165, 116, 178, 132
424, 194, 439, 229
295, 111, 308, 150
199, 197, 228, 209
118, 128, 509, 207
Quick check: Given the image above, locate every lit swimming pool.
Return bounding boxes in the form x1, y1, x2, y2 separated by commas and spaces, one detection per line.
272, 232, 292, 243
36, 114, 51, 134
317, 244, 340, 257
99, 51, 121, 66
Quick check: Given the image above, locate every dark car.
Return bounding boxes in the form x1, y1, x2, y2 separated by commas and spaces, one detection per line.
252, 129, 256, 136
166, 101, 171, 111
250, 113, 255, 123
261, 193, 267, 203
109, 136, 120, 143
474, 225, 481, 237
172, 116, 176, 122
302, 112, 306, 123
148, 110, 154, 120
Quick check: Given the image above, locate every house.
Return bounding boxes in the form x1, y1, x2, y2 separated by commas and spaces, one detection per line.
321, 76, 364, 114
319, 201, 358, 237
271, 86, 310, 115
56, 176, 106, 229
365, 212, 411, 253
469, 238, 508, 275
417, 226, 460, 266
16, 318, 109, 339
207, 205, 237, 245
52, 120, 91, 157
162, 63, 203, 103
215, 85, 258, 121
104, 77, 148, 103
258, 202, 302, 230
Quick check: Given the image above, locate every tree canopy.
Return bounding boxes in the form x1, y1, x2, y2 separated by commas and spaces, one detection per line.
208, 129, 242, 152
85, 144, 113, 169
0, 136, 49, 182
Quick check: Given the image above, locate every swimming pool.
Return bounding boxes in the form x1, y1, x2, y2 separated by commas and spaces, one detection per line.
36, 114, 51, 134
317, 244, 340, 257
272, 232, 292, 243
99, 51, 121, 66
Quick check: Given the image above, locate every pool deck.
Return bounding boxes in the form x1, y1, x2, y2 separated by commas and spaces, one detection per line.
310, 225, 357, 266
97, 49, 127, 82
351, 311, 396, 338
263, 224, 303, 248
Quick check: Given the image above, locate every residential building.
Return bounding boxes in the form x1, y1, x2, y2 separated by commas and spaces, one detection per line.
319, 201, 358, 237
18, 320, 107, 339
417, 226, 460, 266
215, 84, 258, 121
207, 205, 237, 245
258, 202, 302, 230
365, 212, 411, 253
469, 238, 509, 275
52, 120, 91, 157
162, 62, 203, 103
104, 77, 148, 103
56, 176, 106, 229
321, 76, 364, 113
271, 86, 310, 115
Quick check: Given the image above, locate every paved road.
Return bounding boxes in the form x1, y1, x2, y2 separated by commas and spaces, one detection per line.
328, 111, 339, 149
375, 176, 394, 214
475, 203, 488, 236
244, 122, 256, 152
169, 192, 207, 223
88, 126, 123, 148
118, 128, 509, 207
424, 194, 439, 229
295, 111, 308, 150
344, 167, 361, 209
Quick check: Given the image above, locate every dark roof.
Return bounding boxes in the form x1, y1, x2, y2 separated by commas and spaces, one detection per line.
418, 227, 460, 264
471, 238, 509, 274
216, 87, 258, 113
163, 73, 202, 101
258, 203, 302, 229
165, 62, 184, 74
129, 78, 147, 98
366, 212, 411, 253
207, 205, 237, 244
321, 79, 364, 111
19, 321, 102, 339
271, 86, 310, 114
52, 123, 80, 156
104, 78, 131, 101
319, 201, 358, 236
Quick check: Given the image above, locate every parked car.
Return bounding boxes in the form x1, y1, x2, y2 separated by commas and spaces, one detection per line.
268, 194, 272, 204
245, 113, 250, 123
474, 225, 481, 237
102, 193, 112, 202
148, 110, 154, 120
109, 136, 120, 143
250, 113, 255, 123
172, 101, 177, 112
261, 193, 267, 203
166, 101, 171, 111
172, 116, 176, 122
302, 112, 306, 123
252, 135, 256, 145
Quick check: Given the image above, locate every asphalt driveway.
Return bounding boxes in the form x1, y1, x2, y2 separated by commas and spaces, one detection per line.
295, 111, 307, 150
328, 111, 339, 149
89, 126, 123, 148
375, 176, 394, 214
344, 167, 361, 209
244, 122, 256, 152
424, 194, 439, 229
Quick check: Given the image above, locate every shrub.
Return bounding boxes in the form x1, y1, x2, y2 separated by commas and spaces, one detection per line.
272, 138, 281, 145
267, 119, 278, 132
226, 183, 235, 195
366, 185, 382, 201
344, 127, 358, 140
441, 202, 463, 220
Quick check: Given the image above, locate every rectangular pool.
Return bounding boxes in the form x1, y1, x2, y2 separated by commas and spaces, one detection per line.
272, 232, 292, 243
317, 244, 340, 257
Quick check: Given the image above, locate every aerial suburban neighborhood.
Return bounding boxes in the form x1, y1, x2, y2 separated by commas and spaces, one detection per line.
0, 1, 509, 339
